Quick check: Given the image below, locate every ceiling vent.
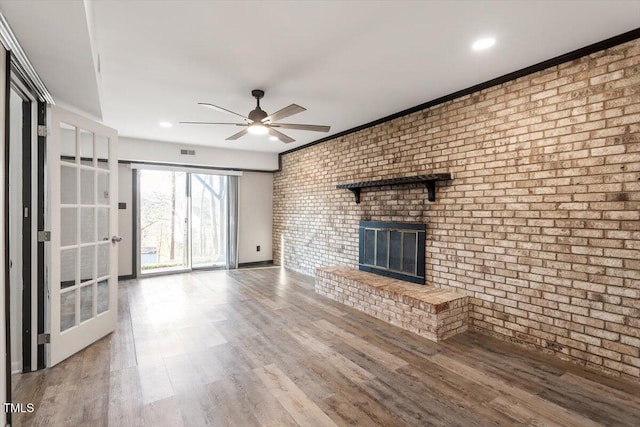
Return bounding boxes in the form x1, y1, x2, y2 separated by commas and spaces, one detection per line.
180, 149, 196, 156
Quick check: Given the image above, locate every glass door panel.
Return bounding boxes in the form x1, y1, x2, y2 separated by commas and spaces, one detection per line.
60, 122, 76, 163
79, 128, 94, 165
80, 169, 95, 203
191, 174, 227, 268
139, 170, 188, 274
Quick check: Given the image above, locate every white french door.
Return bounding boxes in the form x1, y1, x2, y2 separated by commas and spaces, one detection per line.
47, 106, 119, 366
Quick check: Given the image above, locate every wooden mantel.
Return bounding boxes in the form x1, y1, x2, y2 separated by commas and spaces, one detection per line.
336, 173, 452, 203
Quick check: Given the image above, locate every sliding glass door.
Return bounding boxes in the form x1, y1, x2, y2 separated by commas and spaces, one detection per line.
138, 169, 229, 275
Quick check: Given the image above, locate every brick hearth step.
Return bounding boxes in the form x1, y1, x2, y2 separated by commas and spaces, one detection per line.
315, 266, 468, 342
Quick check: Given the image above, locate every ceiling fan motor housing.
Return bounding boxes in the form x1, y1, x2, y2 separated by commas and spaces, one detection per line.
248, 107, 267, 122
249, 89, 268, 122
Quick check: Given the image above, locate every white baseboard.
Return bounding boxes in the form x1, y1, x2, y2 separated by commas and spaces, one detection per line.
11, 360, 22, 374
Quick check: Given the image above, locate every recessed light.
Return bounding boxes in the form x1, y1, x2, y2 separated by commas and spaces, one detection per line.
158, 121, 173, 128
269, 136, 279, 141
472, 37, 496, 51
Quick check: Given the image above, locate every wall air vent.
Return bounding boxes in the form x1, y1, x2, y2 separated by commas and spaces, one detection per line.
180, 149, 196, 155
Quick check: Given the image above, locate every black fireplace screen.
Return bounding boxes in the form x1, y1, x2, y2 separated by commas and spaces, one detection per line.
359, 221, 426, 284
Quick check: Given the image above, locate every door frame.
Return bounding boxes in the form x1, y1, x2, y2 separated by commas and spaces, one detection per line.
3, 51, 53, 389
0, 14, 55, 425
3, 48, 11, 427
36, 100, 46, 369
8, 73, 39, 374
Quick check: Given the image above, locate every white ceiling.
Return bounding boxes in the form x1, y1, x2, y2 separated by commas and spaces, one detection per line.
1, 1, 639, 154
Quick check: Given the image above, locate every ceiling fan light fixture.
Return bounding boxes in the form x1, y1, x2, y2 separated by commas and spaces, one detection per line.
248, 123, 269, 135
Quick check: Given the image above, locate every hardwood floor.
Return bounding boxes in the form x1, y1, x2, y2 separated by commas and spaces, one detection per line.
11, 267, 640, 426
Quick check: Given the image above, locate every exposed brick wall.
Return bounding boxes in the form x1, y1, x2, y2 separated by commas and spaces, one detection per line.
273, 39, 640, 381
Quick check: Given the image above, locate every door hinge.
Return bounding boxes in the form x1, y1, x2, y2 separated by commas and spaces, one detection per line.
37, 230, 51, 242
37, 125, 48, 137
37, 333, 50, 344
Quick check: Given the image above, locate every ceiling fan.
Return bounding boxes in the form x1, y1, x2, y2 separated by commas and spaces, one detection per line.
179, 89, 330, 143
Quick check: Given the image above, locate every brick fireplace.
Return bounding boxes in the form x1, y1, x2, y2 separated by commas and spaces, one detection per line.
274, 38, 640, 381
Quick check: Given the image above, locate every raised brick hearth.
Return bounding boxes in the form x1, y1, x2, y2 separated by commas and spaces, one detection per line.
315, 266, 468, 341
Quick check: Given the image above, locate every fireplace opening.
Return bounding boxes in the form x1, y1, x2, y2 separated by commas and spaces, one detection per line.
358, 221, 426, 284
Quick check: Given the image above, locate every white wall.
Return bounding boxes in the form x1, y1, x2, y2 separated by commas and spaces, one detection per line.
239, 172, 273, 264
119, 136, 279, 171
117, 164, 133, 277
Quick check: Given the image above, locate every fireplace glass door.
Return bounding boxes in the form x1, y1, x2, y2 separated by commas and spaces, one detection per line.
359, 221, 426, 284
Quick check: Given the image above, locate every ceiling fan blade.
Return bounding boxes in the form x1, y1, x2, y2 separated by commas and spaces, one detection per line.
179, 121, 248, 126
262, 104, 306, 123
226, 128, 249, 141
268, 127, 295, 143
270, 123, 330, 132
198, 103, 250, 121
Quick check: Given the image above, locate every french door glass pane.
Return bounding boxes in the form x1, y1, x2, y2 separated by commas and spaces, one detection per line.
61, 208, 77, 246
97, 280, 109, 314
97, 172, 110, 204
97, 207, 109, 241
60, 123, 76, 163
80, 207, 95, 243
97, 243, 109, 278
96, 135, 109, 169
80, 285, 94, 322
80, 169, 95, 204
60, 248, 76, 289
191, 174, 227, 268
80, 245, 95, 283
139, 170, 188, 273
60, 166, 77, 204
79, 129, 94, 164
60, 290, 76, 332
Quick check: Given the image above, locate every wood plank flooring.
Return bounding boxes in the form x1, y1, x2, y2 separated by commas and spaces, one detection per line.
11, 267, 640, 426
